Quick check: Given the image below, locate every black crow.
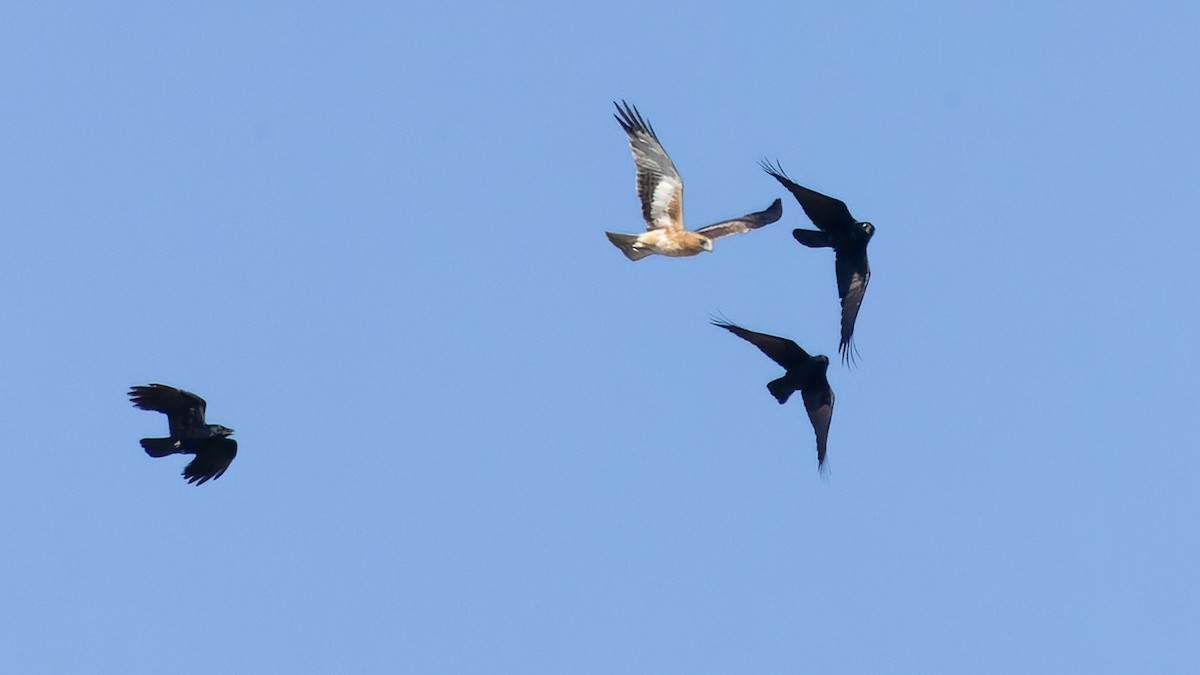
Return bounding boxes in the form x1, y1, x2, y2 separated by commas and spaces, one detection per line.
128, 384, 237, 485
761, 160, 874, 365
712, 319, 835, 471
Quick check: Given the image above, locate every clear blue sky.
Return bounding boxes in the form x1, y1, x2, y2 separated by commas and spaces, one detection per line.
2, 2, 1198, 672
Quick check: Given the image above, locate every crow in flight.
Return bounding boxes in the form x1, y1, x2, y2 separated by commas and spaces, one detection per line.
761, 160, 874, 365
128, 384, 237, 485
605, 101, 782, 260
712, 319, 835, 471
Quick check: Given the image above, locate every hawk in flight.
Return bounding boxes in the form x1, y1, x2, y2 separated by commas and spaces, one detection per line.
129, 384, 238, 485
605, 101, 781, 261
762, 160, 874, 365
712, 319, 835, 471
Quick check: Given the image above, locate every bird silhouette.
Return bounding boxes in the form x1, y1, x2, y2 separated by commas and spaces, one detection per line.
129, 384, 237, 485
761, 160, 874, 365
712, 319, 835, 471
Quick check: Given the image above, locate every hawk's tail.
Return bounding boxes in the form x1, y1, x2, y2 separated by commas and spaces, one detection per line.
605, 232, 652, 261
140, 437, 180, 458
767, 377, 796, 405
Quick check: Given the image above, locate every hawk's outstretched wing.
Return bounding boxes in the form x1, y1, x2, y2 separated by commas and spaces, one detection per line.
615, 101, 684, 232
695, 198, 783, 241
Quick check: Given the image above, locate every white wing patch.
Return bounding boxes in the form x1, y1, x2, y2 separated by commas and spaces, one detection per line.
649, 178, 682, 231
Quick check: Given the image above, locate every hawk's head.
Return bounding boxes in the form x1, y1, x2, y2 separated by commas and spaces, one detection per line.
676, 230, 713, 254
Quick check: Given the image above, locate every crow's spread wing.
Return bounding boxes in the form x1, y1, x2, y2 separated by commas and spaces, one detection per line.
834, 252, 871, 365
711, 319, 811, 370
129, 384, 208, 436
183, 437, 237, 486
760, 160, 856, 233
801, 386, 834, 470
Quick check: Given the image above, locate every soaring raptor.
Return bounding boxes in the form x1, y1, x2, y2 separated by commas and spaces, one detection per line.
762, 160, 874, 365
128, 384, 237, 485
712, 319, 835, 471
605, 101, 781, 261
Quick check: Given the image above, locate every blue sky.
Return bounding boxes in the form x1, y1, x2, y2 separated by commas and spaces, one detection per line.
2, 1, 1198, 672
